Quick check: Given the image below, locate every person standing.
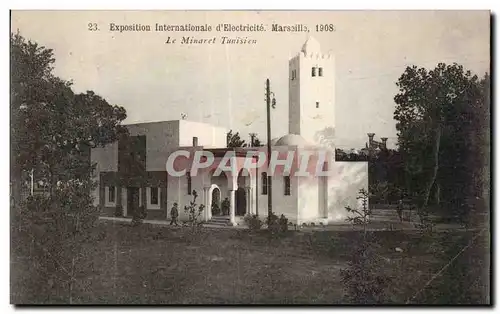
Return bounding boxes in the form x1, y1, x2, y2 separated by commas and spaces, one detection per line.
396, 198, 404, 222
170, 202, 179, 226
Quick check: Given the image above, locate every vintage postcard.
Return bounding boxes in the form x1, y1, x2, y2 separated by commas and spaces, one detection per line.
10, 10, 490, 305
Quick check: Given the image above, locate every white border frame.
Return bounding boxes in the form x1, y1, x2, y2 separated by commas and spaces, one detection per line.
4, 4, 496, 313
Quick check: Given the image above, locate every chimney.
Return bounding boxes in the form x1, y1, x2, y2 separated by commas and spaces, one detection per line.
380, 137, 388, 149
367, 133, 375, 146
192, 137, 198, 147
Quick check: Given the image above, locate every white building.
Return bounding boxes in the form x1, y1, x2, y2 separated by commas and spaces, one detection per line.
91, 37, 368, 226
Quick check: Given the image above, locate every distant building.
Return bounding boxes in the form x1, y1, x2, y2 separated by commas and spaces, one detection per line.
361, 133, 388, 156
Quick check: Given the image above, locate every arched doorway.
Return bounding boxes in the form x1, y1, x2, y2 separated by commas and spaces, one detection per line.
205, 169, 230, 220
236, 187, 246, 216
236, 168, 252, 216
211, 187, 222, 216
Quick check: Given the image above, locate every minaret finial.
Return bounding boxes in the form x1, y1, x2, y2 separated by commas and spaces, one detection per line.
301, 36, 321, 56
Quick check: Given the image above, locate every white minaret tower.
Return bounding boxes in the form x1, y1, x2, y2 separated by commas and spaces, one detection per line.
288, 37, 335, 148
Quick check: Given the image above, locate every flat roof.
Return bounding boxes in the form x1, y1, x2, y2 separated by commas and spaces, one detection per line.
203, 147, 258, 158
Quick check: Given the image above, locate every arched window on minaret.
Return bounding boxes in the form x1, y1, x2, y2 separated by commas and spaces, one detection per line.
311, 67, 316, 77
318, 67, 323, 77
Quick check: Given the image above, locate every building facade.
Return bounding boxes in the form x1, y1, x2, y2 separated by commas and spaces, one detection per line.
91, 37, 369, 225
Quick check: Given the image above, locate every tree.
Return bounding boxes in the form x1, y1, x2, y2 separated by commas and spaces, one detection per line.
226, 130, 246, 148
341, 189, 391, 304
10, 32, 128, 200
394, 62, 488, 220
248, 132, 263, 147
11, 32, 130, 303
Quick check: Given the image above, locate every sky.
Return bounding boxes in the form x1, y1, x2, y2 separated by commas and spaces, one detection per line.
11, 10, 490, 149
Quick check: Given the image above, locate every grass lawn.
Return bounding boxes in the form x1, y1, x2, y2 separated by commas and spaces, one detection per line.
11, 221, 490, 304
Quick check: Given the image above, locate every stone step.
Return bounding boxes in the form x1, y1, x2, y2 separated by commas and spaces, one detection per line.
207, 216, 231, 226
210, 216, 230, 221
205, 221, 230, 226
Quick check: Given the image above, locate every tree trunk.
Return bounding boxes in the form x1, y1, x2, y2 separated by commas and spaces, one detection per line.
421, 127, 442, 210
435, 182, 440, 205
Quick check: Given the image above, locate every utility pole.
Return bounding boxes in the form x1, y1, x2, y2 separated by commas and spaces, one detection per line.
265, 79, 276, 222
249, 133, 256, 147
29, 168, 34, 196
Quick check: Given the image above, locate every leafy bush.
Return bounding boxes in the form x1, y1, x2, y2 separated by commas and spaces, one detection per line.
26, 194, 52, 212
184, 190, 205, 231
369, 182, 389, 204
12, 179, 99, 303
267, 212, 279, 233
340, 239, 392, 304
345, 188, 371, 234
244, 214, 263, 230
341, 188, 391, 304
278, 214, 288, 232
114, 204, 124, 217
369, 182, 405, 205
415, 209, 435, 235
267, 213, 288, 233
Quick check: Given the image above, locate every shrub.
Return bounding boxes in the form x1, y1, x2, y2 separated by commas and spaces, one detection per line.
26, 194, 51, 212
243, 214, 263, 230
415, 209, 435, 235
184, 190, 205, 231
345, 188, 371, 235
267, 213, 289, 233
340, 239, 392, 304
369, 181, 389, 204
267, 212, 279, 233
341, 188, 392, 304
278, 214, 288, 232
13, 179, 99, 303
114, 205, 124, 217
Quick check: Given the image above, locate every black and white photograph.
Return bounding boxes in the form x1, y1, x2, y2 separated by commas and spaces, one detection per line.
9, 10, 491, 305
